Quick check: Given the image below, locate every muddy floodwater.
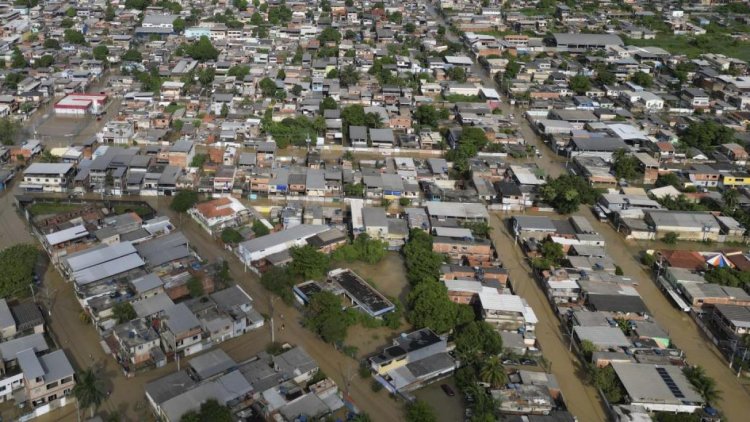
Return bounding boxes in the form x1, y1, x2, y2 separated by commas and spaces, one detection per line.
414, 377, 465, 422
341, 251, 410, 303
339, 252, 412, 358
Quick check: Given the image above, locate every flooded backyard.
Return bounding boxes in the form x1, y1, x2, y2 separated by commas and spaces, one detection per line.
414, 377, 465, 422
339, 252, 413, 358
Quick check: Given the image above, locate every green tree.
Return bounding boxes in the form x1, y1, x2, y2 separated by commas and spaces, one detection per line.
589, 365, 624, 403
344, 183, 364, 197
104, 2, 116, 21
679, 120, 736, 152
479, 356, 508, 388
260, 267, 295, 303
66, 7, 77, 17
169, 190, 199, 214
112, 302, 136, 323
632, 71, 653, 87
43, 38, 60, 49
0, 118, 19, 145
655, 172, 681, 188
0, 244, 39, 297
414, 105, 441, 127
259, 77, 277, 97
683, 365, 721, 405
580, 339, 596, 360
454, 321, 503, 365
612, 149, 641, 181
403, 230, 443, 285
251, 220, 270, 237
408, 281, 462, 333
228, 65, 250, 80
318, 27, 342, 44
190, 153, 207, 167
722, 188, 740, 212
319, 96, 338, 113
233, 0, 248, 9
3, 73, 23, 91
339, 64, 360, 87
198, 67, 215, 86
186, 277, 204, 298
186, 36, 219, 61
64, 29, 86, 45
305, 291, 348, 344
569, 75, 591, 95
446, 66, 467, 82
404, 22, 416, 33
289, 245, 330, 279
173, 17, 185, 33
662, 232, 679, 244
180, 399, 233, 422
73, 368, 106, 418
122, 49, 143, 62
541, 174, 600, 214
405, 400, 436, 422
11, 47, 27, 68
250, 12, 263, 26
595, 68, 616, 85
221, 227, 243, 244
93, 45, 109, 61
220, 103, 229, 118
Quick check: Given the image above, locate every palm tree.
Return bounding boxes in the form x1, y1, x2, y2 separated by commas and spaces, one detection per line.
684, 365, 722, 405
73, 368, 106, 418
479, 356, 508, 389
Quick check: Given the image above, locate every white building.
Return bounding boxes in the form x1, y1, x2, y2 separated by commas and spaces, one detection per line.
21, 163, 75, 193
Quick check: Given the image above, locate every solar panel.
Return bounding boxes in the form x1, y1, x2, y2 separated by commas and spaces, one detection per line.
656, 367, 685, 398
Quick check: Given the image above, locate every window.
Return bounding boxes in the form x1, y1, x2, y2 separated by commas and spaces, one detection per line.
46, 381, 58, 390
61, 377, 73, 384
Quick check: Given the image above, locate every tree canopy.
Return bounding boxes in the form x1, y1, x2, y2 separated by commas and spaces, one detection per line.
180, 399, 233, 422
0, 117, 20, 145
679, 120, 736, 152
220, 227, 243, 244
0, 244, 39, 298
112, 302, 136, 323
170, 191, 199, 213
64, 29, 86, 45
569, 74, 591, 95
73, 368, 106, 418
186, 36, 219, 62
612, 149, 642, 181
304, 291, 348, 344
405, 400, 437, 422
289, 245, 330, 279
408, 281, 473, 334
331, 234, 387, 264
540, 174, 600, 214
122, 49, 143, 62
454, 321, 503, 366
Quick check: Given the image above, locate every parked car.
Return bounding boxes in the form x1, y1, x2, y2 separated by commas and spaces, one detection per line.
441, 384, 456, 397
521, 359, 537, 366
592, 205, 608, 222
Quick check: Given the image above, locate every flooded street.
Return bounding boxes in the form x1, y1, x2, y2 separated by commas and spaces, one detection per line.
489, 213, 608, 421
587, 209, 750, 421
